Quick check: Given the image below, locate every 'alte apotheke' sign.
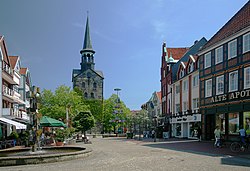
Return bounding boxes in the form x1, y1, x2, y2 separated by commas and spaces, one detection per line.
211, 89, 250, 103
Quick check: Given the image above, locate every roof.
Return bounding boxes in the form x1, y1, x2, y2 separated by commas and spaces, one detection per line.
166, 48, 189, 61
82, 16, 94, 51
201, 1, 250, 50
20, 68, 27, 75
172, 37, 207, 82
9, 56, 18, 69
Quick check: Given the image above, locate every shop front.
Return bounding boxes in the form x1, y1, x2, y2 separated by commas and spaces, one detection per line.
170, 114, 201, 139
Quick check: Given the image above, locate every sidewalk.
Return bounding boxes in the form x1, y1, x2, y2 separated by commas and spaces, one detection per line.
130, 137, 250, 160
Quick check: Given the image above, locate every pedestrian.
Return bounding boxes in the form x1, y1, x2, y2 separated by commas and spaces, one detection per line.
197, 126, 202, 142
239, 125, 247, 145
151, 130, 155, 139
214, 125, 221, 147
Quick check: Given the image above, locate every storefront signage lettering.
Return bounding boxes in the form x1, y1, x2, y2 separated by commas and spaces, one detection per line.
211, 89, 250, 103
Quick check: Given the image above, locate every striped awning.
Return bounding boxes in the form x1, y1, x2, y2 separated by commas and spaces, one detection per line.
0, 117, 27, 129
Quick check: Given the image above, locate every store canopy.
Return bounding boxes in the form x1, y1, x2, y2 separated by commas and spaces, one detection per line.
0, 117, 27, 129
40, 116, 67, 128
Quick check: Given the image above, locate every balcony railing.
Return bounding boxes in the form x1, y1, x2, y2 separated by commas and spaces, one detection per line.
3, 62, 13, 75
2, 85, 13, 97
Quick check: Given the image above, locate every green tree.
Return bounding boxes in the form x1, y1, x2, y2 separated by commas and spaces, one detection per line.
73, 111, 95, 136
103, 94, 130, 133
40, 85, 88, 123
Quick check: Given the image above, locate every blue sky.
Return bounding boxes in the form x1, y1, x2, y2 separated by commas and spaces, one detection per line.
0, 0, 248, 110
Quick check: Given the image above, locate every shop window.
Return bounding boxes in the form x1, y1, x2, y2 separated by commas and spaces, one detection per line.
205, 79, 212, 97
189, 122, 199, 138
176, 123, 181, 136
244, 67, 250, 89
229, 70, 238, 92
243, 112, 250, 135
204, 52, 211, 68
216, 114, 225, 133
228, 113, 239, 135
215, 46, 223, 64
228, 39, 237, 59
243, 32, 250, 53
216, 75, 224, 95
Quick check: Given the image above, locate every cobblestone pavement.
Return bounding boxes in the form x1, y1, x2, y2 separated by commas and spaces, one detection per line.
1, 137, 250, 171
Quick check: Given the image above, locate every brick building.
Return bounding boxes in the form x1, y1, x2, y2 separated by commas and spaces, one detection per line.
198, 1, 250, 140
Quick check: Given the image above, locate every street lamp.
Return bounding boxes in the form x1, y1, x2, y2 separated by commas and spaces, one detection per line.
153, 115, 157, 142
113, 88, 122, 134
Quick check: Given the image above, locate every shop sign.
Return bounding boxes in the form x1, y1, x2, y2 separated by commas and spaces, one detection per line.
170, 114, 201, 123
211, 89, 250, 103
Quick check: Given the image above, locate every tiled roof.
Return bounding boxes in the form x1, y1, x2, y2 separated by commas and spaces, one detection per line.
9, 56, 18, 69
166, 48, 189, 60
20, 68, 27, 75
202, 1, 250, 50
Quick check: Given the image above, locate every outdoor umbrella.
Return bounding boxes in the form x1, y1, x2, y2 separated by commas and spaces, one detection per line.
39, 116, 67, 128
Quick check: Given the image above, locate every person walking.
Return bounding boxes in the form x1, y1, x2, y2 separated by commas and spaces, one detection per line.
214, 125, 221, 147
239, 126, 247, 145
197, 126, 202, 142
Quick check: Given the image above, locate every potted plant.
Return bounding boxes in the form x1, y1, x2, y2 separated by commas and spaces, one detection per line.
55, 129, 65, 146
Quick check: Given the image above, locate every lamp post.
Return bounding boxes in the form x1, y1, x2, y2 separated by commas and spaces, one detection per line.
153, 115, 157, 142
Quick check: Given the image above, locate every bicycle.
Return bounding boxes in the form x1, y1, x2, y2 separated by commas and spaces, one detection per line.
230, 141, 249, 152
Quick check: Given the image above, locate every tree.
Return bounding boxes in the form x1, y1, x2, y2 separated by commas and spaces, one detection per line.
39, 85, 89, 123
73, 111, 95, 136
102, 94, 130, 133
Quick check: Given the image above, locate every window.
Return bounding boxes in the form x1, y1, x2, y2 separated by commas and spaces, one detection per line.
179, 68, 184, 78
229, 71, 238, 92
204, 52, 211, 68
215, 46, 223, 64
91, 92, 94, 98
243, 33, 250, 53
188, 62, 194, 73
183, 80, 188, 91
243, 112, 250, 135
216, 75, 224, 95
205, 79, 212, 97
183, 101, 188, 111
244, 67, 250, 89
193, 75, 199, 87
175, 104, 180, 113
228, 39, 237, 59
93, 82, 97, 88
82, 82, 85, 88
84, 92, 88, 98
175, 85, 180, 94
192, 98, 199, 109
228, 113, 239, 135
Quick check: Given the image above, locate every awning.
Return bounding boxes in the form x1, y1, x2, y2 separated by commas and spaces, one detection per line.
0, 117, 27, 129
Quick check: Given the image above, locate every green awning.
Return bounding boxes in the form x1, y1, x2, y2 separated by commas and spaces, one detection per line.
39, 116, 67, 128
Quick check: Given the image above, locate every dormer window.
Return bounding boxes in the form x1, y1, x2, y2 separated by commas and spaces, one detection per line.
188, 62, 194, 73
179, 68, 184, 78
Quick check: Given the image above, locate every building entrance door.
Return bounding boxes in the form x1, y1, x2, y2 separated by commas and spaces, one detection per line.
205, 115, 215, 140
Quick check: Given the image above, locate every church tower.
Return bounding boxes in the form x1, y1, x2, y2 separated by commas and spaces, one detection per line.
72, 15, 104, 100
80, 16, 95, 71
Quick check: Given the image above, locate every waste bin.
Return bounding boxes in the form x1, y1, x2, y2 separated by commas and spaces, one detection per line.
126, 133, 133, 139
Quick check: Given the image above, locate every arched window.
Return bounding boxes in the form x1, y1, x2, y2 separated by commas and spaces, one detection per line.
93, 82, 97, 89
91, 93, 94, 98
82, 82, 85, 88
84, 92, 88, 98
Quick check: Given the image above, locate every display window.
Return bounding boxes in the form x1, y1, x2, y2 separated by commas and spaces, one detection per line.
189, 122, 197, 138
243, 112, 250, 135
176, 123, 181, 136
216, 114, 225, 133
228, 113, 239, 134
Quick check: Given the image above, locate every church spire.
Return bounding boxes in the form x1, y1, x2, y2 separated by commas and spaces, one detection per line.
82, 13, 94, 51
